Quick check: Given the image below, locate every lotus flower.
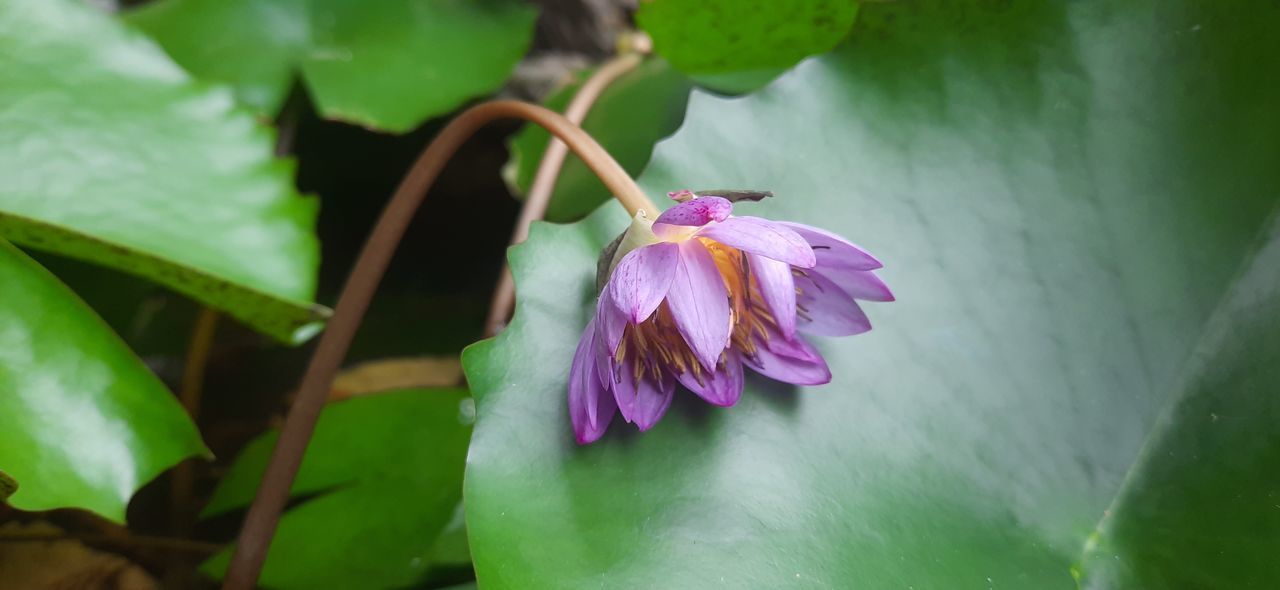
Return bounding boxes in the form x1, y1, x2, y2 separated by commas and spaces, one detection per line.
569, 191, 892, 443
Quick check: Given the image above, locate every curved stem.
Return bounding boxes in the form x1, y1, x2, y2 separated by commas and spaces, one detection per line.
221, 100, 654, 590
484, 52, 645, 337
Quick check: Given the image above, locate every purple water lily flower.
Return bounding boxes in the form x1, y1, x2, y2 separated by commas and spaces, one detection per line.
568, 191, 892, 443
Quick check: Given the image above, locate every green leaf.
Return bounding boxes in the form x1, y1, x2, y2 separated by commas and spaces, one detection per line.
0, 240, 205, 521
1076, 223, 1280, 587
0, 0, 324, 344
429, 501, 473, 568
462, 1, 1280, 587
504, 58, 692, 221
127, 0, 538, 132
636, 0, 859, 94
202, 389, 473, 590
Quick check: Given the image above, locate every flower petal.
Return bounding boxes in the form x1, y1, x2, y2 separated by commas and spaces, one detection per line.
653, 196, 732, 227
675, 353, 744, 407
779, 221, 882, 271
821, 268, 895, 302
697, 216, 817, 268
593, 325, 614, 390
607, 242, 679, 323
611, 368, 675, 431
747, 252, 797, 339
795, 270, 872, 336
569, 319, 616, 443
632, 372, 676, 431
667, 239, 732, 372
595, 293, 628, 358
743, 333, 832, 386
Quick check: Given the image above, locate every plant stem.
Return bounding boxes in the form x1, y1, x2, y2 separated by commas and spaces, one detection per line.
170, 307, 218, 534
484, 51, 646, 337
221, 100, 653, 590
165, 306, 218, 586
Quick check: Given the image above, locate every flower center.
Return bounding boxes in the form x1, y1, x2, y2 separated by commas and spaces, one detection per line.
613, 239, 782, 385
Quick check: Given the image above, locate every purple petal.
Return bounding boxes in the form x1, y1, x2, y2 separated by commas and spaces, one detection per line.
821, 268, 895, 302
596, 294, 628, 358
612, 362, 636, 423
747, 252, 797, 339
675, 353, 744, 407
632, 372, 676, 431
779, 221, 881, 271
795, 270, 872, 336
607, 242, 679, 323
593, 327, 613, 390
743, 333, 832, 386
653, 196, 732, 227
569, 319, 616, 443
612, 369, 675, 430
667, 239, 731, 372
697, 216, 817, 268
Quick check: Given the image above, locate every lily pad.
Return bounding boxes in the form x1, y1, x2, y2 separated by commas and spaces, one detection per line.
1077, 221, 1280, 588
0, 0, 324, 343
127, 0, 538, 132
0, 240, 205, 521
636, 0, 859, 94
201, 388, 473, 590
462, 1, 1280, 587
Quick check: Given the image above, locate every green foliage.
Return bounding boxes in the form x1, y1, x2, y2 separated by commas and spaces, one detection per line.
0, 0, 324, 344
202, 389, 474, 589
0, 240, 205, 521
636, 0, 860, 93
462, 1, 1280, 587
504, 58, 692, 221
127, 0, 538, 132
1077, 224, 1280, 586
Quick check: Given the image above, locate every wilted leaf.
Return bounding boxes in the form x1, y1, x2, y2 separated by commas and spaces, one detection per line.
0, 0, 324, 343
462, 1, 1280, 587
0, 522, 158, 590
636, 0, 859, 93
0, 240, 205, 521
329, 356, 463, 401
201, 389, 473, 589
504, 58, 691, 221
127, 0, 538, 132
0, 470, 16, 502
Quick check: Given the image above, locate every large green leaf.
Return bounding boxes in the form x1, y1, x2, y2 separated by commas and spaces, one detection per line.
127, 0, 537, 132
0, 240, 205, 521
636, 0, 859, 94
1077, 222, 1280, 587
504, 58, 692, 221
0, 0, 323, 344
462, 1, 1280, 587
201, 388, 473, 590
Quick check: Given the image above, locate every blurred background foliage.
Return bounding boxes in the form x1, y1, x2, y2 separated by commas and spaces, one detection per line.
2, 0, 1277, 588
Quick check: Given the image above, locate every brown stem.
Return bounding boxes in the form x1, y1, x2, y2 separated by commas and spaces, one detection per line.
484, 52, 645, 337
221, 100, 653, 590
170, 307, 218, 532
165, 307, 218, 585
